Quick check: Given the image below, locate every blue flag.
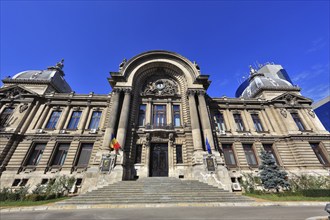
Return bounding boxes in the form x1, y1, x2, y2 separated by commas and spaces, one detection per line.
206, 137, 212, 154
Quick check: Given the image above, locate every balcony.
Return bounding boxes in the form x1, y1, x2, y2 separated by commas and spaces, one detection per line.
144, 123, 174, 131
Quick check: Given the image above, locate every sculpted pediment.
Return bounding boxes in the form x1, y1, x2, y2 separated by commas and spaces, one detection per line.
141, 78, 179, 97
0, 85, 38, 100
271, 92, 312, 107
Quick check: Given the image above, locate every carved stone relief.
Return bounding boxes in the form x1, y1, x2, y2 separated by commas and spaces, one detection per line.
284, 94, 297, 106
308, 109, 315, 118
19, 103, 29, 113
280, 108, 287, 118
141, 79, 178, 96
5, 87, 28, 99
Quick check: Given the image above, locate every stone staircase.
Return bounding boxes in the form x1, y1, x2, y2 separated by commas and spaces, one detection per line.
57, 177, 253, 205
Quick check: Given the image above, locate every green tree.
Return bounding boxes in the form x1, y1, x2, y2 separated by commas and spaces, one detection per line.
259, 150, 290, 192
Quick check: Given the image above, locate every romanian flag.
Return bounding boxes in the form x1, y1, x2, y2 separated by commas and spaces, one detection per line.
110, 133, 121, 151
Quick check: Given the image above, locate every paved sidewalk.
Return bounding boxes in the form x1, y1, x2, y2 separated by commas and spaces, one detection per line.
0, 201, 327, 213
0, 205, 328, 220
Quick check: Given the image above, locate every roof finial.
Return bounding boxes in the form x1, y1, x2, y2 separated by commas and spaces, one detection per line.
193, 61, 200, 71
249, 65, 257, 75
55, 59, 64, 70
119, 58, 127, 71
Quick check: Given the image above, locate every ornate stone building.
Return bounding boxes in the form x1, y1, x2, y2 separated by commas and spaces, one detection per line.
0, 51, 329, 193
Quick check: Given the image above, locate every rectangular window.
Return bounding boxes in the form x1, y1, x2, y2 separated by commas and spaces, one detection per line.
25, 143, 46, 166
233, 113, 245, 131
76, 143, 93, 167
51, 143, 70, 166
215, 112, 226, 132
310, 143, 329, 166
243, 144, 258, 166
46, 111, 61, 129
263, 144, 278, 165
67, 111, 82, 129
134, 145, 142, 164
88, 111, 102, 129
138, 105, 146, 126
291, 113, 306, 131
251, 114, 264, 132
222, 144, 236, 167
173, 105, 181, 127
0, 107, 14, 127
153, 105, 166, 128
176, 145, 183, 164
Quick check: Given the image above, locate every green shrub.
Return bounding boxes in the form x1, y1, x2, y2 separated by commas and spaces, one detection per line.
15, 186, 29, 201
301, 189, 330, 197
289, 174, 330, 191
45, 194, 57, 200
24, 194, 40, 201
32, 184, 46, 195
0, 188, 11, 201
6, 192, 19, 201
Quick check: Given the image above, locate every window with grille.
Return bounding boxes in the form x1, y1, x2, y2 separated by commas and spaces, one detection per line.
233, 114, 245, 131
138, 105, 146, 126
173, 105, 181, 127
222, 144, 236, 167
25, 143, 46, 166
88, 111, 102, 129
51, 143, 70, 166
310, 143, 329, 166
251, 114, 264, 132
0, 108, 14, 127
67, 111, 82, 129
243, 144, 258, 166
291, 113, 306, 131
262, 144, 279, 165
153, 105, 166, 128
76, 143, 93, 167
215, 112, 226, 132
176, 145, 183, 164
46, 111, 61, 129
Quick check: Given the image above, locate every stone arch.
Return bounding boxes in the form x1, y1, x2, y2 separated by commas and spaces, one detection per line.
118, 50, 203, 89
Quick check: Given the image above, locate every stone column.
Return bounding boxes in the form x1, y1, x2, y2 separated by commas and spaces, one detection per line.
79, 105, 91, 132
145, 98, 152, 125
35, 104, 51, 129
166, 99, 172, 126
102, 89, 121, 150
197, 90, 216, 151
116, 88, 132, 151
187, 90, 203, 152
58, 106, 71, 130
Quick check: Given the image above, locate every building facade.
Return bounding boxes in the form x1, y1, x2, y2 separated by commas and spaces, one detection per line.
0, 51, 329, 193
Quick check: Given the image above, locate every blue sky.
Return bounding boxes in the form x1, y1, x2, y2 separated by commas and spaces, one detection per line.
1, 1, 329, 102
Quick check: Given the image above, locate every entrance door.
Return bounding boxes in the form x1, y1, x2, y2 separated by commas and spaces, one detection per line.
150, 144, 168, 177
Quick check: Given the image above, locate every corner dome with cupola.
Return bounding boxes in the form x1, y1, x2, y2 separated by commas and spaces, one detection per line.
235, 63, 301, 100
2, 59, 72, 94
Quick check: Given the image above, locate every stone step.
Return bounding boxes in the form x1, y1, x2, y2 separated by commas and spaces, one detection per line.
58, 198, 251, 205
58, 177, 253, 206
79, 193, 238, 198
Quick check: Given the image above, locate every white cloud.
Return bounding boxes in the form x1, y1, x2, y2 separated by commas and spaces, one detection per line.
302, 84, 330, 102
292, 63, 329, 83
306, 37, 328, 54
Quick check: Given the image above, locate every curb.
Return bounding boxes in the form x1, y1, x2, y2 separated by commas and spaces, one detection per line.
0, 201, 327, 213
305, 216, 328, 220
